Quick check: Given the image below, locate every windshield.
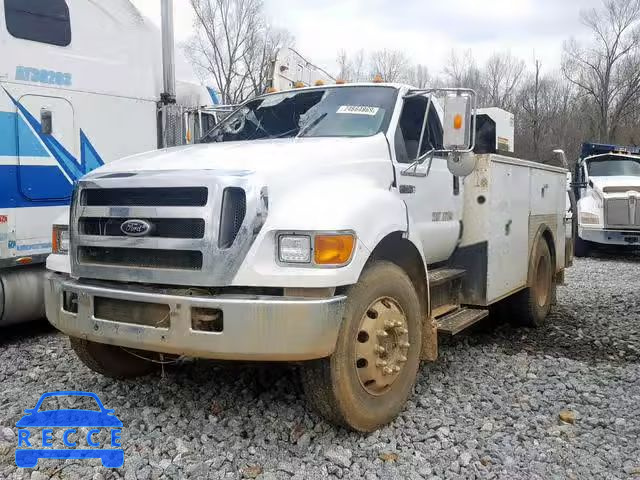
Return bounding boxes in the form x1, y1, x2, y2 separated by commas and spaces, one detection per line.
587, 156, 640, 177
201, 86, 398, 143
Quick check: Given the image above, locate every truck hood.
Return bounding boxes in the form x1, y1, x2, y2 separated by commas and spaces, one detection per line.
86, 135, 391, 178
590, 176, 640, 194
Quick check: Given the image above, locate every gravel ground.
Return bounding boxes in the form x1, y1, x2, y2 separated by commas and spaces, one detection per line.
1, 254, 639, 480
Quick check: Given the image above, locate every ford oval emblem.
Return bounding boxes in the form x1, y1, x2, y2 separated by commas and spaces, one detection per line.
120, 219, 152, 237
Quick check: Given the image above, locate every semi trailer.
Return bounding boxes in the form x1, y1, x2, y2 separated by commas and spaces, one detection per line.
0, 0, 214, 326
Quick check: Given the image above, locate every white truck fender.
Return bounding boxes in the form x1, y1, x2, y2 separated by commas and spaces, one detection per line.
232, 176, 427, 288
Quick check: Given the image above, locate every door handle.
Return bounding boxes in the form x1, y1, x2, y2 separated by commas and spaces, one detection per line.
40, 108, 52, 134
399, 184, 415, 194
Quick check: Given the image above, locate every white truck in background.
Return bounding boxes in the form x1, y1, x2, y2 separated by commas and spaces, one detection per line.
268, 47, 336, 90
0, 0, 216, 326
572, 142, 640, 256
45, 83, 571, 431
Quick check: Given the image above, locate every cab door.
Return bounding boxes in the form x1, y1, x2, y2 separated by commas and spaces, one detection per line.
16, 95, 76, 201
392, 95, 462, 264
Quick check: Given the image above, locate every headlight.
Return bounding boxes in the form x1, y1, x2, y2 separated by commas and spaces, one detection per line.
580, 212, 600, 225
278, 235, 311, 263
52, 224, 69, 254
277, 232, 355, 266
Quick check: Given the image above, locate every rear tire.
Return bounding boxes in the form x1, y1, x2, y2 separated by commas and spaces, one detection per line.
300, 261, 422, 432
509, 239, 554, 328
70, 337, 158, 379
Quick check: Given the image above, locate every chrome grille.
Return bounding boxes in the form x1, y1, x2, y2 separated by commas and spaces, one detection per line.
83, 187, 208, 206
79, 217, 205, 239
605, 197, 640, 229
78, 246, 203, 270
70, 171, 267, 287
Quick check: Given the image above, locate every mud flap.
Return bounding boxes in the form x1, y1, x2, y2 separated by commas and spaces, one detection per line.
420, 315, 438, 361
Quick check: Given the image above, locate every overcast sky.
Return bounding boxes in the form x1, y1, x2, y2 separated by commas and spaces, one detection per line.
131, 0, 602, 78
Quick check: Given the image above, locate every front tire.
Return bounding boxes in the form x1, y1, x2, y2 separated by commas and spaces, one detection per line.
70, 337, 158, 379
509, 239, 554, 328
300, 261, 422, 432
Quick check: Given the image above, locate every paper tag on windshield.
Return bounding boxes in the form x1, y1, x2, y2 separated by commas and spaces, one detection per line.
337, 105, 379, 116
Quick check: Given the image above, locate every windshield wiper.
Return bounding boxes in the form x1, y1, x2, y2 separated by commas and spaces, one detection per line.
297, 113, 327, 138
267, 127, 301, 139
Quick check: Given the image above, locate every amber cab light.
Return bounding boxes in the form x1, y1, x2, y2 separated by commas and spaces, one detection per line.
314, 234, 355, 265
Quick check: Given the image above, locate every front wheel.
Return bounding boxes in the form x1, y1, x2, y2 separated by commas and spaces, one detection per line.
300, 261, 422, 432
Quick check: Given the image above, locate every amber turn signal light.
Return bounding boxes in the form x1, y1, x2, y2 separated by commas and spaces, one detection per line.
314, 234, 355, 265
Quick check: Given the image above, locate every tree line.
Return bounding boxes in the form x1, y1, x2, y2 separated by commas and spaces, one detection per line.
186, 0, 640, 165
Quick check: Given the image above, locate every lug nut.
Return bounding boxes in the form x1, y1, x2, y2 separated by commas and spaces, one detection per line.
396, 327, 408, 335
393, 365, 401, 373
398, 355, 407, 363
400, 341, 410, 350
374, 345, 387, 355
376, 359, 388, 368
394, 320, 404, 328
376, 329, 389, 338
384, 320, 395, 329
383, 366, 393, 375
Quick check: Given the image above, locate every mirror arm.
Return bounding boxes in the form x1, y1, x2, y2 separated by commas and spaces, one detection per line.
401, 148, 435, 177
415, 94, 433, 163
425, 151, 435, 176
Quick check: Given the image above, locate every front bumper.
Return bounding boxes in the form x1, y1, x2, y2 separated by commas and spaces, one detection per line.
45, 273, 346, 361
579, 227, 640, 246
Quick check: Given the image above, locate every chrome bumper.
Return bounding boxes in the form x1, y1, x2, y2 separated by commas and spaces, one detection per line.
579, 227, 640, 246
45, 273, 346, 361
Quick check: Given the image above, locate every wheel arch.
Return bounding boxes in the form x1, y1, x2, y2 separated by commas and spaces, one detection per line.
360, 231, 429, 316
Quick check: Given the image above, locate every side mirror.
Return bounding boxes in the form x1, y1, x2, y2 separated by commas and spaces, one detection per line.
442, 94, 473, 151
552, 149, 569, 169
447, 152, 477, 177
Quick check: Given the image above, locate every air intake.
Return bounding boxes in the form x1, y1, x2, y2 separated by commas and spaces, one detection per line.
218, 187, 246, 249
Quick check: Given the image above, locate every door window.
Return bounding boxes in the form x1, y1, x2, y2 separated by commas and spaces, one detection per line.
4, 0, 71, 47
395, 96, 443, 163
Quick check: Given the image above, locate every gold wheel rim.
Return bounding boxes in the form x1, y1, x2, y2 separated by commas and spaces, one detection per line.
354, 297, 410, 396
534, 255, 550, 308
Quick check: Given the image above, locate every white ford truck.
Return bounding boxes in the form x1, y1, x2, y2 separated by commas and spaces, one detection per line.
45, 83, 570, 431
573, 142, 640, 256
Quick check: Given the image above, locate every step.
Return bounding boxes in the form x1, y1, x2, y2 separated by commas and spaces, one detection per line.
428, 268, 466, 288
437, 308, 489, 335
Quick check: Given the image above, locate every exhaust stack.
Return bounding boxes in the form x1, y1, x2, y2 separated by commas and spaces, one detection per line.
161, 0, 176, 104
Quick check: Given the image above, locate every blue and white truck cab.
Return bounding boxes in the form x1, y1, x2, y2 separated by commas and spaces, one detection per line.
0, 0, 213, 326
573, 142, 640, 256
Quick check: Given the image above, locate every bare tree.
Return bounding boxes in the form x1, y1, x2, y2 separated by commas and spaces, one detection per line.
407, 64, 430, 88
370, 49, 410, 83
336, 49, 350, 81
517, 60, 582, 161
186, 0, 293, 104
483, 52, 526, 110
350, 50, 367, 82
562, 0, 640, 141
244, 26, 294, 97
443, 49, 483, 91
